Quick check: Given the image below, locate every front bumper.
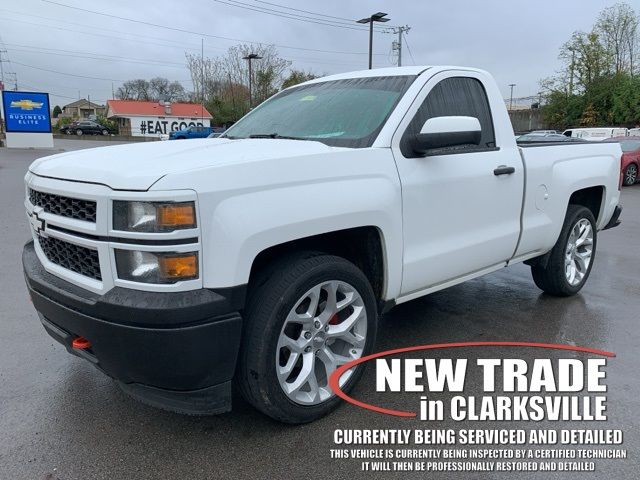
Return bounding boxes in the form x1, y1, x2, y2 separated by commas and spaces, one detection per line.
23, 240, 244, 414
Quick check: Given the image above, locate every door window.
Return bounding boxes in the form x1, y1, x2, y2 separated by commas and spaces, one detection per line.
401, 76, 496, 157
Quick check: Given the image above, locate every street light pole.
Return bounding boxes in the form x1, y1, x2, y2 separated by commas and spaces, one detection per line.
508, 83, 516, 111
357, 12, 390, 69
242, 53, 262, 110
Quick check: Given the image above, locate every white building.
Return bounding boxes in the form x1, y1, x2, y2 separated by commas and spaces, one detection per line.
106, 100, 212, 138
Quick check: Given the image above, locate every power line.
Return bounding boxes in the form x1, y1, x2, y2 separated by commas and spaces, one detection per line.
0, 8, 210, 52
212, 0, 387, 32
0, 15, 204, 53
5, 45, 187, 68
11, 60, 126, 82
0, 15, 382, 70
19, 81, 108, 102
40, 1, 386, 56
403, 32, 417, 65
254, 0, 357, 22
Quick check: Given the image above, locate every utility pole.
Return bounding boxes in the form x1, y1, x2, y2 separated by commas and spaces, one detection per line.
390, 26, 410, 67
508, 83, 516, 111
357, 12, 390, 69
0, 49, 7, 86
201, 38, 205, 124
242, 53, 262, 109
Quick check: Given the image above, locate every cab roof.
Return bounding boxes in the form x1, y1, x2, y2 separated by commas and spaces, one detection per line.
300, 66, 488, 85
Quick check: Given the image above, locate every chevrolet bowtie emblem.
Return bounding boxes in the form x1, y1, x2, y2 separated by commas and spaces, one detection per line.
10, 99, 44, 110
29, 210, 46, 237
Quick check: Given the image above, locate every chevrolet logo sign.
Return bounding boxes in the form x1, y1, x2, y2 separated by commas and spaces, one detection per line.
29, 210, 47, 237
10, 99, 44, 110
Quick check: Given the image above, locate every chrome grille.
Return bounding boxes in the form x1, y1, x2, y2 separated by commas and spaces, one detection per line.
38, 236, 101, 280
29, 188, 97, 222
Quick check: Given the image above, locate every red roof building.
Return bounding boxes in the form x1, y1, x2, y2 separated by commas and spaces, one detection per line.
106, 100, 212, 137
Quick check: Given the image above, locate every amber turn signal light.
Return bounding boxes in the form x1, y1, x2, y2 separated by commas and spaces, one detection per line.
157, 203, 196, 229
159, 254, 198, 280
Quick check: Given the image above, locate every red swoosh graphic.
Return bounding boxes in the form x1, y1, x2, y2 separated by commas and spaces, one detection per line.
328, 341, 616, 417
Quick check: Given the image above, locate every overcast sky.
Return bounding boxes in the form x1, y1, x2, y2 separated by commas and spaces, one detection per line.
0, 0, 630, 108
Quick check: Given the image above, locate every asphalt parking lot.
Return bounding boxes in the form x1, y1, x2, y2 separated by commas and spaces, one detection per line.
1, 139, 638, 479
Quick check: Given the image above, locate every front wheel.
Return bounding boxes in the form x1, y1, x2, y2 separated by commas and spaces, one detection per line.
531, 205, 597, 296
76, 129, 83, 136
101, 129, 109, 136
624, 164, 638, 186
238, 253, 378, 423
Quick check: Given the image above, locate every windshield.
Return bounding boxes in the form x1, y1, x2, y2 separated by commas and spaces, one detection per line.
224, 75, 416, 148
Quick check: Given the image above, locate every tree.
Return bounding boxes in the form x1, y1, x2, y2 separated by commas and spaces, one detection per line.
115, 78, 186, 102
559, 31, 612, 94
595, 3, 639, 74
579, 103, 599, 126
186, 43, 292, 120
282, 70, 317, 89
540, 3, 640, 129
149, 77, 187, 102
52, 105, 62, 118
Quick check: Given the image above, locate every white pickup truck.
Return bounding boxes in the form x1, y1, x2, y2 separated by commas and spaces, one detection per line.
23, 66, 623, 423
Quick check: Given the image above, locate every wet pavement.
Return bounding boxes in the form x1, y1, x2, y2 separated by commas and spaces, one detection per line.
1, 140, 638, 479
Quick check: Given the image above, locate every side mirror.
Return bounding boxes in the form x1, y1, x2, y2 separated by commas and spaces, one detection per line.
411, 116, 482, 154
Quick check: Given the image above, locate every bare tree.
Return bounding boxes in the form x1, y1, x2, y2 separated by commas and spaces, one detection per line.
149, 77, 187, 102
595, 3, 639, 74
116, 78, 186, 102
186, 44, 291, 111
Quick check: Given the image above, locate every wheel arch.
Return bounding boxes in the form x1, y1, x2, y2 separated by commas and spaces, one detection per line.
568, 185, 605, 224
247, 226, 388, 304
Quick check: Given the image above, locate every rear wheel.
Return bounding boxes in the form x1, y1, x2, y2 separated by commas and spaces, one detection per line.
238, 253, 378, 423
624, 164, 638, 186
531, 205, 597, 296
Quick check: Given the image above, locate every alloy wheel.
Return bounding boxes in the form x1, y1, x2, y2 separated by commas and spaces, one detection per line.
275, 280, 367, 405
625, 164, 637, 185
564, 218, 594, 286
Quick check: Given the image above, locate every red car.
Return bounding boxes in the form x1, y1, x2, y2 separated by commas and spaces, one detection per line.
603, 136, 640, 186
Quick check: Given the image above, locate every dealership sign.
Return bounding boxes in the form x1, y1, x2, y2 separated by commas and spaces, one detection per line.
2, 91, 52, 133
129, 116, 211, 137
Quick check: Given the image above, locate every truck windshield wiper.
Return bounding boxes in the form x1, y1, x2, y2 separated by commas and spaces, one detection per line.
248, 133, 308, 140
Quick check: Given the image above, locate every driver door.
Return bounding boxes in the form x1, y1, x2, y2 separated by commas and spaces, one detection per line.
392, 71, 523, 297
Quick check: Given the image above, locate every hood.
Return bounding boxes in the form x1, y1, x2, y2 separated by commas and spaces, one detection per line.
29, 138, 344, 190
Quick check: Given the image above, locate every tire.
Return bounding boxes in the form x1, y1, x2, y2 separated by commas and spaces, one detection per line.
76, 129, 83, 136
102, 129, 109, 136
531, 205, 597, 296
238, 252, 378, 424
624, 163, 637, 186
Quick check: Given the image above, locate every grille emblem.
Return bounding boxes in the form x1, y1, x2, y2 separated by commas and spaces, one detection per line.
30, 208, 47, 237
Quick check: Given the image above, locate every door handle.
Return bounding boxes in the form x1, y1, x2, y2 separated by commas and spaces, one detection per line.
494, 165, 515, 176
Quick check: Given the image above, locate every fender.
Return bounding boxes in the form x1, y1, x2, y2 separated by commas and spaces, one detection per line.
151, 147, 405, 299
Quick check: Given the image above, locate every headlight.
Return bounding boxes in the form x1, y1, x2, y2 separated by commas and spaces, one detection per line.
113, 201, 196, 232
115, 250, 198, 283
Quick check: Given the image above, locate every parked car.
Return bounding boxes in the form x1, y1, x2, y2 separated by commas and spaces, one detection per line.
603, 136, 640, 185
23, 66, 622, 423
60, 120, 111, 136
169, 125, 213, 140
562, 127, 628, 141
